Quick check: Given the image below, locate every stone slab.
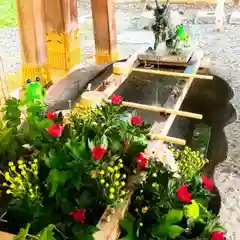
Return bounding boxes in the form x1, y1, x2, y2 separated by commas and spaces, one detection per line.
194, 10, 226, 24
229, 11, 240, 25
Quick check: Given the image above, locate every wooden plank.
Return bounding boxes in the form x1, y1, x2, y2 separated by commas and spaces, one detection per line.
96, 46, 146, 96
0, 232, 14, 240
91, 0, 118, 63
16, 0, 50, 86
160, 50, 204, 137
131, 68, 213, 80
104, 99, 203, 120
43, 0, 80, 71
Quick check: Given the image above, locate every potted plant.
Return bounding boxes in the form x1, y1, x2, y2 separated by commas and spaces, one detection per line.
119, 146, 225, 240
0, 94, 151, 239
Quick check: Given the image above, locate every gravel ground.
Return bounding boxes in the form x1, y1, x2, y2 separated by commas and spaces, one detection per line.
1, 1, 240, 238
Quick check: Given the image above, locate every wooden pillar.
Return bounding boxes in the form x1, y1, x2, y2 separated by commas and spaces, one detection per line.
43, 0, 81, 71
91, 0, 119, 64
16, 0, 50, 88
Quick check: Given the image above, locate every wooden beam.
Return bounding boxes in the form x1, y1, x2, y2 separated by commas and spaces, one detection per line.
91, 0, 119, 64
129, 68, 213, 80
16, 0, 50, 89
43, 0, 81, 71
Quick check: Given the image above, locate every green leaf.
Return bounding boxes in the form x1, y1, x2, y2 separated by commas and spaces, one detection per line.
13, 224, 31, 240
39, 225, 56, 240
118, 213, 137, 240
168, 225, 184, 239
77, 190, 93, 209
101, 134, 108, 148
165, 209, 183, 225
184, 200, 200, 220
151, 224, 169, 238
47, 169, 72, 197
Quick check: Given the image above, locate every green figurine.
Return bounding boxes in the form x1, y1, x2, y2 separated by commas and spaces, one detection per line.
176, 24, 189, 46
25, 77, 46, 106
25, 77, 46, 117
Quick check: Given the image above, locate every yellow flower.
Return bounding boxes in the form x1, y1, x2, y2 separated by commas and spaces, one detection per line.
4, 172, 10, 181
122, 174, 127, 179
109, 188, 115, 193
108, 167, 113, 173
121, 182, 125, 186
10, 166, 16, 171
142, 207, 148, 214
119, 164, 123, 168
6, 189, 12, 194
152, 173, 157, 178
109, 194, 114, 199
21, 171, 27, 176
33, 171, 38, 176
121, 190, 126, 195
34, 159, 38, 163
17, 160, 23, 165
10, 184, 16, 189
115, 173, 120, 179
2, 183, 8, 187
114, 181, 119, 186
8, 162, 14, 167
105, 183, 109, 187
135, 208, 139, 212
139, 222, 143, 227
100, 179, 105, 184
100, 170, 105, 175
114, 166, 118, 171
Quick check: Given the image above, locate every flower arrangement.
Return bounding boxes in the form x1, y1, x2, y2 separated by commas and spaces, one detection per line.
119, 145, 225, 240
0, 93, 151, 239
0, 93, 225, 240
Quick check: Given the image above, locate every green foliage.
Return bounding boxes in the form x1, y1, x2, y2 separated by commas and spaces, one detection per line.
0, 0, 17, 27
171, 146, 208, 179
0, 94, 151, 239
125, 146, 224, 239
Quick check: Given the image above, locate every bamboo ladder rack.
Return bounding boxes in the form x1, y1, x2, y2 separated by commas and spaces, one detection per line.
91, 48, 212, 240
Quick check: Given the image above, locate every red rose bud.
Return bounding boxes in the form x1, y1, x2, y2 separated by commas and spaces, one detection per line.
202, 176, 214, 191
92, 146, 107, 160
69, 209, 86, 223
124, 140, 129, 151
131, 115, 144, 126
176, 184, 192, 203
136, 153, 148, 169
46, 112, 57, 120
211, 230, 224, 240
111, 94, 123, 104
46, 124, 64, 137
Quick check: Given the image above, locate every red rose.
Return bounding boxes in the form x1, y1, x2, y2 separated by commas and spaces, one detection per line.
46, 124, 64, 137
202, 176, 214, 191
211, 230, 224, 240
124, 140, 129, 151
131, 115, 144, 126
136, 153, 148, 169
69, 209, 86, 223
46, 112, 57, 120
92, 146, 107, 160
176, 184, 192, 203
111, 94, 123, 104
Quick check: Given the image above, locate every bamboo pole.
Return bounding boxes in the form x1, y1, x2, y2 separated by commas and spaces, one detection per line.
104, 99, 203, 120
131, 68, 213, 80
150, 134, 186, 145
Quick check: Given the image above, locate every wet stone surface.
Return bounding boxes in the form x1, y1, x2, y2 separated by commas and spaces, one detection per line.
0, 1, 240, 238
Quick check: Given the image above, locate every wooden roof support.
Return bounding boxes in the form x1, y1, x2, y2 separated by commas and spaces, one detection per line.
16, 0, 50, 91
43, 0, 81, 71
91, 0, 119, 64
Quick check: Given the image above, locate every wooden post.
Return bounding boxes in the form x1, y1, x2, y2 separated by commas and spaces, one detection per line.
215, 0, 225, 32
43, 0, 81, 71
91, 0, 119, 64
16, 0, 51, 89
